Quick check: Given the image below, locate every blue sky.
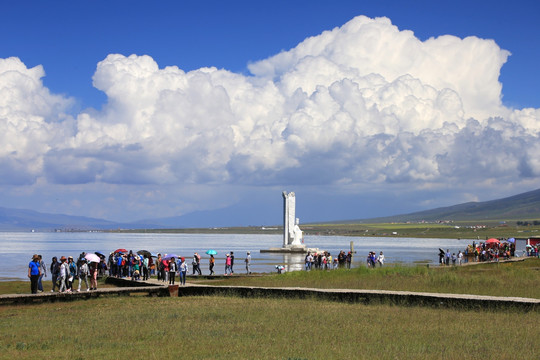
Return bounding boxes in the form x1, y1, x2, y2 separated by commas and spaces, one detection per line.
1, 0, 539, 226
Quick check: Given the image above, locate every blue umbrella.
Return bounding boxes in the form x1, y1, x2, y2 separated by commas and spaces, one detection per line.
163, 254, 180, 260
206, 250, 217, 255
507, 238, 515, 243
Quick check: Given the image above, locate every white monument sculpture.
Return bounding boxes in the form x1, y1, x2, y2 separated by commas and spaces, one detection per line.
282, 191, 304, 248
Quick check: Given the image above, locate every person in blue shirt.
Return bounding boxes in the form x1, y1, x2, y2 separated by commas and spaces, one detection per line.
28, 254, 41, 294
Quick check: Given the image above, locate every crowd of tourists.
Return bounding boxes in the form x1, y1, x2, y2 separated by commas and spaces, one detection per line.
106, 250, 253, 285
28, 253, 99, 294
438, 239, 519, 266
304, 250, 354, 270
27, 249, 253, 293
525, 244, 539, 257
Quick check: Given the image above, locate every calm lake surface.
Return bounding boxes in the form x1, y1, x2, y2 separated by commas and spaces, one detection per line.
0, 232, 526, 280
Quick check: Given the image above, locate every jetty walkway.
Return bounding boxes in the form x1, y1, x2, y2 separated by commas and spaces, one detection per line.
1, 275, 538, 310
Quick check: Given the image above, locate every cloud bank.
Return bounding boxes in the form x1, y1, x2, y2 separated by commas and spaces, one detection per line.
1, 16, 539, 220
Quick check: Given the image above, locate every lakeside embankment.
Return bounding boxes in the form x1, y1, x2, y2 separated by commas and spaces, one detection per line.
110, 221, 540, 240
3, 257, 539, 299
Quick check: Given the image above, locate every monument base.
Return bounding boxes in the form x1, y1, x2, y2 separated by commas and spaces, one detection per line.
260, 245, 319, 254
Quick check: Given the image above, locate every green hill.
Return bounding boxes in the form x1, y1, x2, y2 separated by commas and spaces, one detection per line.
360, 188, 540, 223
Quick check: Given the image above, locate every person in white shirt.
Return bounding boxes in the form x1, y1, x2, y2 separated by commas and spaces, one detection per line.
377, 252, 385, 267
245, 252, 252, 274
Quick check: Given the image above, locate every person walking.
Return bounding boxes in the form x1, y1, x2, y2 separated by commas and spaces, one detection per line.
50, 257, 60, 292
209, 255, 215, 275
192, 253, 202, 275
245, 251, 252, 274
58, 256, 68, 293
28, 254, 41, 294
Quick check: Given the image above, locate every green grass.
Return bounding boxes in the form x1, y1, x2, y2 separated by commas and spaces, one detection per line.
1, 259, 539, 359
0, 296, 538, 359
199, 258, 540, 299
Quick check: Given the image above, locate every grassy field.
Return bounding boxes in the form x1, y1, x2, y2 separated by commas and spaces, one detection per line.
199, 258, 540, 299
0, 295, 538, 359
1, 259, 538, 359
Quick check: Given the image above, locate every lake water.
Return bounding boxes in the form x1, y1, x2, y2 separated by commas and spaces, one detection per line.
0, 232, 527, 280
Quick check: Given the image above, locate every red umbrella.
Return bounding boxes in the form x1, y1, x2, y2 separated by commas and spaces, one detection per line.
486, 238, 500, 244
114, 248, 128, 254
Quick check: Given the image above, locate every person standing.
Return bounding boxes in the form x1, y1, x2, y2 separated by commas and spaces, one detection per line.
168, 258, 177, 285
326, 253, 333, 270
142, 255, 149, 281
179, 257, 187, 285
132, 257, 141, 280
338, 251, 346, 268
230, 252, 235, 274
209, 255, 215, 275
225, 253, 232, 275
89, 261, 99, 290
28, 254, 41, 294
67, 256, 77, 292
77, 259, 90, 292
50, 257, 60, 292
156, 254, 163, 281
36, 255, 46, 292
377, 251, 385, 267
305, 252, 312, 271
162, 258, 169, 283
245, 251, 252, 274
58, 256, 68, 292
346, 251, 352, 269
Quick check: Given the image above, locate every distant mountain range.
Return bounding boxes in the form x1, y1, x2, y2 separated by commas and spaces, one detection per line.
1, 188, 540, 231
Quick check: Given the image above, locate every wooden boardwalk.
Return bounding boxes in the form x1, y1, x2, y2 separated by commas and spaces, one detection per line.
2, 277, 538, 310
0, 285, 173, 305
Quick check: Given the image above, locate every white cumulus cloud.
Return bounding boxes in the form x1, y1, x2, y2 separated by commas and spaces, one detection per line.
1, 15, 539, 220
